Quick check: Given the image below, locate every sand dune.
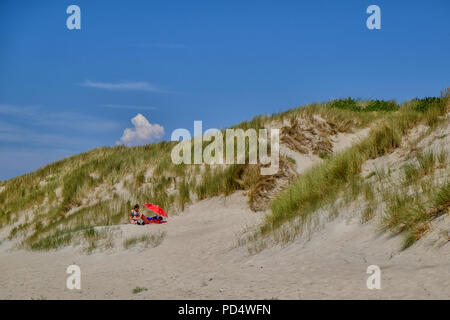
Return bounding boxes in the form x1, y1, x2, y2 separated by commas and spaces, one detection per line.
1, 190, 449, 299
1, 102, 449, 300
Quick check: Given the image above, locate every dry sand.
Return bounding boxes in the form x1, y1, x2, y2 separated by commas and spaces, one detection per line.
1, 191, 449, 300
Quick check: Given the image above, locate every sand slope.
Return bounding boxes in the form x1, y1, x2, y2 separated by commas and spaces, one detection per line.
1, 190, 449, 299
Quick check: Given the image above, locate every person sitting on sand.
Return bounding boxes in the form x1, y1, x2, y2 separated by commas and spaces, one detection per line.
130, 204, 144, 224
130, 204, 164, 225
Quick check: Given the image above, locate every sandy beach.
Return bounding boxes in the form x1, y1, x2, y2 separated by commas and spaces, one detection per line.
1, 191, 449, 300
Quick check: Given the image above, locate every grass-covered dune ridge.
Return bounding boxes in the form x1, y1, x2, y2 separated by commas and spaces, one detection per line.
257, 95, 450, 249
0, 94, 449, 252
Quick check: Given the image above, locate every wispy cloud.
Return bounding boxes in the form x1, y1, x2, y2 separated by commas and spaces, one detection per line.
0, 103, 120, 132
0, 127, 88, 146
100, 104, 158, 111
116, 114, 164, 147
0, 103, 121, 180
0, 103, 38, 117
0, 118, 90, 148
136, 43, 188, 49
80, 80, 171, 93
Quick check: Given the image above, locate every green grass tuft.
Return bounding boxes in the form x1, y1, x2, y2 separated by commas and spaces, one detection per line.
123, 232, 165, 249
132, 287, 148, 294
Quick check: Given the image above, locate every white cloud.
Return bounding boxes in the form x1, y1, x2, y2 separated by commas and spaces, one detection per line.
80, 80, 169, 93
117, 114, 164, 146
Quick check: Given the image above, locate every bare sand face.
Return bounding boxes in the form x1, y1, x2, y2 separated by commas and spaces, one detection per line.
1, 191, 449, 300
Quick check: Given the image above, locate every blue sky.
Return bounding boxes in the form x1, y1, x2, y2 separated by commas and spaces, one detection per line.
0, 0, 449, 180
